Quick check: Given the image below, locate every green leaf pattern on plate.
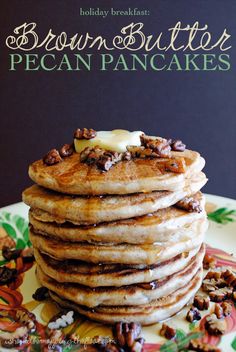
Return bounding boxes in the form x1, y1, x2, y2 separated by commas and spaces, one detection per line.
208, 207, 236, 224
0, 211, 30, 249
231, 336, 236, 351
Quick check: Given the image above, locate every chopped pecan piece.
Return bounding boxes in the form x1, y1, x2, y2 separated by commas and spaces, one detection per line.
203, 254, 216, 270
221, 301, 232, 317
113, 322, 142, 348
122, 151, 132, 161
127, 146, 159, 159
43, 149, 62, 165
205, 271, 222, 280
189, 339, 221, 352
169, 139, 186, 152
140, 135, 171, 157
222, 269, 236, 288
232, 291, 236, 302
186, 307, 201, 322
74, 128, 97, 139
0, 266, 17, 285
193, 295, 210, 310
209, 287, 233, 302
80, 147, 123, 172
214, 304, 223, 319
202, 278, 219, 292
59, 143, 74, 157
160, 323, 176, 340
205, 314, 226, 335
175, 195, 202, 213
2, 246, 22, 261
32, 286, 49, 301
163, 157, 186, 173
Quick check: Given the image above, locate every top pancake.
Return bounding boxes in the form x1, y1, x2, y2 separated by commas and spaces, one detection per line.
29, 149, 205, 195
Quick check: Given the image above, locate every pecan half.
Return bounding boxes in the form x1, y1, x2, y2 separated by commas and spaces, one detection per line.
140, 135, 171, 157
160, 323, 176, 340
0, 266, 17, 285
113, 322, 142, 348
74, 128, 97, 140
2, 246, 22, 261
189, 339, 221, 352
193, 295, 210, 310
203, 254, 216, 270
32, 286, 49, 301
209, 287, 233, 302
80, 147, 123, 172
59, 143, 74, 157
205, 314, 226, 335
222, 269, 236, 288
175, 195, 202, 213
168, 139, 186, 152
186, 307, 201, 322
214, 304, 224, 319
214, 302, 232, 319
205, 271, 222, 280
43, 149, 62, 165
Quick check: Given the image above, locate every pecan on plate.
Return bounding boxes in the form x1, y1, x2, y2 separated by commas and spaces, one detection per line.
186, 307, 201, 322
193, 295, 210, 310
43, 149, 62, 165
203, 254, 216, 270
222, 269, 236, 288
0, 266, 17, 285
32, 286, 49, 301
74, 128, 97, 140
209, 287, 233, 302
160, 323, 176, 340
205, 314, 226, 335
113, 322, 142, 349
221, 301, 233, 317
175, 195, 202, 213
2, 246, 22, 261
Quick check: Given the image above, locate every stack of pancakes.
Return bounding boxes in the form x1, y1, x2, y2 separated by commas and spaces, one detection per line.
23, 137, 208, 325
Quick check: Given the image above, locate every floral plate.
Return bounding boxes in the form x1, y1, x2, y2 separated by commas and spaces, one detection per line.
0, 194, 236, 352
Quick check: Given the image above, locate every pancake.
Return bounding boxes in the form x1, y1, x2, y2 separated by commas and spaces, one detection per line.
34, 245, 202, 287
23, 173, 206, 224
29, 149, 205, 195
29, 219, 207, 264
36, 244, 204, 307
28, 192, 205, 244
49, 267, 202, 325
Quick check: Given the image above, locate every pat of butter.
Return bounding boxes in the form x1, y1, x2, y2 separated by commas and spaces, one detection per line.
74, 129, 144, 153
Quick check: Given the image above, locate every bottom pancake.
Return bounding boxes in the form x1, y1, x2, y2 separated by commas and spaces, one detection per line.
49, 267, 202, 325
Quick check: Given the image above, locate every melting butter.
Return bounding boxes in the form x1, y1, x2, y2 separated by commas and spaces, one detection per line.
74, 129, 144, 153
